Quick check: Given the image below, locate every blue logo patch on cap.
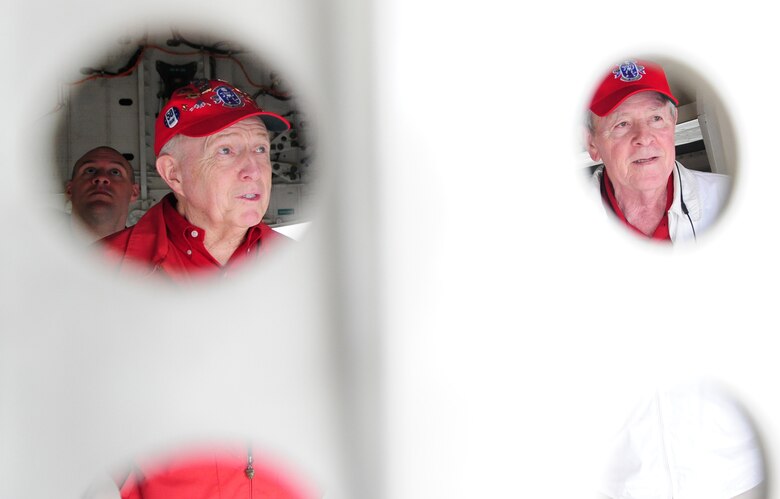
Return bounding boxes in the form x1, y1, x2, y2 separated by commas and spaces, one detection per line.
213, 86, 244, 108
164, 107, 180, 128
613, 61, 645, 82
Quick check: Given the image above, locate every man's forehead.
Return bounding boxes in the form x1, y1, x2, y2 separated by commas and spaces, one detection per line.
76, 148, 131, 168
212, 117, 270, 138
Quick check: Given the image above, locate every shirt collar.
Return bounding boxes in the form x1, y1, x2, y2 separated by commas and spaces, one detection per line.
162, 195, 266, 266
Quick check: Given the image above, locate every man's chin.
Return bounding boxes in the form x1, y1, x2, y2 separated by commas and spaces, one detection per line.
85, 198, 118, 209
81, 203, 120, 218
632, 164, 674, 186
237, 212, 264, 228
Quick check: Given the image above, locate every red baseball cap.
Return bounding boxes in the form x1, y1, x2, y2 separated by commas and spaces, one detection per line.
155, 79, 291, 156
589, 60, 678, 117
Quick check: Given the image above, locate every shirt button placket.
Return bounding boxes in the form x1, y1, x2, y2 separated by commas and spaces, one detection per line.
186, 229, 198, 257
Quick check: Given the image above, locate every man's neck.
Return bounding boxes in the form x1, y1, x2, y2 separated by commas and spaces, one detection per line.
177, 202, 249, 266
203, 229, 249, 266
613, 184, 668, 236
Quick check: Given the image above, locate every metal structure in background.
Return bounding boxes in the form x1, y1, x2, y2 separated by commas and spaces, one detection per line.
60, 31, 313, 228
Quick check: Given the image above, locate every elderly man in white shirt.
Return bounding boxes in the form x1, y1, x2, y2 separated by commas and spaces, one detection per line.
586, 59, 730, 243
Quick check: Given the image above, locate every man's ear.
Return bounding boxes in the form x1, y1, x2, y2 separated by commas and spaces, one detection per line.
130, 183, 140, 202
587, 131, 602, 162
65, 181, 72, 199
156, 155, 185, 197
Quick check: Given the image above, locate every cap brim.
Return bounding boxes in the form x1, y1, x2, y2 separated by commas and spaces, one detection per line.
180, 109, 291, 138
258, 113, 291, 133
591, 86, 679, 117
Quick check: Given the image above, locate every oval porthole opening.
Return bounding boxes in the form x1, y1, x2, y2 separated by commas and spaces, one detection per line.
599, 379, 767, 499
46, 26, 320, 285
578, 54, 737, 246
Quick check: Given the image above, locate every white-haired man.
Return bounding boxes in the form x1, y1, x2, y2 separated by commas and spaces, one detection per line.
587, 60, 730, 243
102, 79, 290, 279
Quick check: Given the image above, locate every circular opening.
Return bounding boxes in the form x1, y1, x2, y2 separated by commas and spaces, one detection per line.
82, 441, 315, 499
45, 26, 318, 283
599, 380, 766, 499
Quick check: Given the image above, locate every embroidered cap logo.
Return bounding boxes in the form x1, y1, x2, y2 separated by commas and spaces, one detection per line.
213, 86, 244, 108
613, 61, 646, 82
164, 107, 180, 128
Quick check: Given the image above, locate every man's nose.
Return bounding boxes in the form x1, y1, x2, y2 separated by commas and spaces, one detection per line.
92, 172, 110, 185
632, 122, 655, 145
239, 153, 264, 181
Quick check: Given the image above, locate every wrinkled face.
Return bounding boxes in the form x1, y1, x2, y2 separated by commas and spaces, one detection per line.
170, 118, 273, 231
66, 147, 139, 223
588, 92, 677, 195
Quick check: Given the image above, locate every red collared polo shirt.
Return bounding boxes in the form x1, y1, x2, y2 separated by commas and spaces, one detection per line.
118, 446, 311, 499
100, 194, 284, 280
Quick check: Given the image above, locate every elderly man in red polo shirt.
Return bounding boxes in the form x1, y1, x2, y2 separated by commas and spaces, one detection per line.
586, 60, 730, 243
101, 79, 290, 279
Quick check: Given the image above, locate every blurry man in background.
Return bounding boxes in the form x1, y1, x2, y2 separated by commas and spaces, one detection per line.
67, 146, 139, 241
